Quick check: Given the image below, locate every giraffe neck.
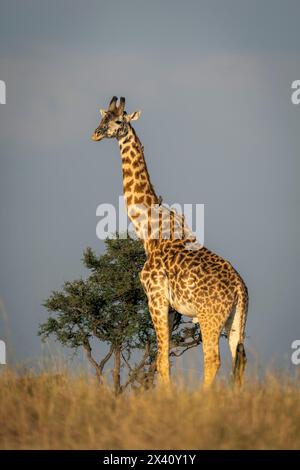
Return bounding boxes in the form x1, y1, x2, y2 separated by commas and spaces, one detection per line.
118, 126, 159, 249
118, 126, 198, 252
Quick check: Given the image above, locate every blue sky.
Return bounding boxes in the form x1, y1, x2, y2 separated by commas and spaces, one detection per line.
0, 0, 300, 375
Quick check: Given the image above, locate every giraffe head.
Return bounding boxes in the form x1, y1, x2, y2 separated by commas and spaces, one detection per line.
92, 96, 141, 142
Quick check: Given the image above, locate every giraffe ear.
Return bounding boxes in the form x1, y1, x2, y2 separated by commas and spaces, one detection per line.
99, 108, 107, 117
125, 111, 141, 122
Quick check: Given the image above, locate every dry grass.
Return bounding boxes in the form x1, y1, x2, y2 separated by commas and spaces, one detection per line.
0, 369, 300, 450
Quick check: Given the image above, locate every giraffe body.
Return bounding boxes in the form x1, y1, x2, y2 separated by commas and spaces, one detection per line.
92, 97, 248, 387
140, 240, 248, 386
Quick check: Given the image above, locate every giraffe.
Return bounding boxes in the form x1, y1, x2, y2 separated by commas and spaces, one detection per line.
92, 96, 248, 387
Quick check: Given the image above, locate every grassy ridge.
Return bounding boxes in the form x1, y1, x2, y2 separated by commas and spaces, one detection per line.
0, 370, 299, 449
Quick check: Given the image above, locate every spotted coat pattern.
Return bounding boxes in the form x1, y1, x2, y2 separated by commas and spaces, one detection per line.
92, 97, 248, 386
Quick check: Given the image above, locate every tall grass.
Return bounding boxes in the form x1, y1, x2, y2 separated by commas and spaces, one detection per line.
0, 369, 300, 450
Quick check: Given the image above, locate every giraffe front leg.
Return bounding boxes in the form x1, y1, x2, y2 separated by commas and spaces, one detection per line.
148, 296, 170, 385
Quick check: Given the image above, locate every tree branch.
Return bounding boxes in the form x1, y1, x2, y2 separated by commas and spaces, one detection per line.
122, 341, 151, 390
99, 344, 114, 374
170, 340, 200, 358
82, 339, 103, 382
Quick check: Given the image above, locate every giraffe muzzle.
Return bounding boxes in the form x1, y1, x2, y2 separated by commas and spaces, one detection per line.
92, 132, 104, 141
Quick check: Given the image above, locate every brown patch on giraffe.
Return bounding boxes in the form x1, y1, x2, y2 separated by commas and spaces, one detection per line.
135, 182, 147, 193
134, 195, 145, 205
122, 156, 131, 165
130, 212, 142, 220
126, 194, 133, 206
132, 159, 142, 169
146, 195, 153, 206
123, 179, 134, 191
135, 170, 142, 179
123, 168, 133, 178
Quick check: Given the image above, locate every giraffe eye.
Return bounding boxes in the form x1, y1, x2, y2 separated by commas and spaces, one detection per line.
115, 120, 122, 124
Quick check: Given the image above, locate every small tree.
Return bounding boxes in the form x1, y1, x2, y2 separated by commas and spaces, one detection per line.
39, 235, 202, 392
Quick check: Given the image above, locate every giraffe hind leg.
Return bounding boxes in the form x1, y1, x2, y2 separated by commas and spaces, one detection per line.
197, 317, 223, 387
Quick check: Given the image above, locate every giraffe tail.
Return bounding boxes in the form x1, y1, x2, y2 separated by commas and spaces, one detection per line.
232, 282, 248, 386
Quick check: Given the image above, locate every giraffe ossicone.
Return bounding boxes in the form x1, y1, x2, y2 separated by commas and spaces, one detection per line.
91, 96, 248, 387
